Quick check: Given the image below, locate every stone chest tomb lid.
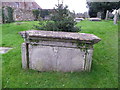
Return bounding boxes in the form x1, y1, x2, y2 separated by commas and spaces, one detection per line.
19, 30, 101, 44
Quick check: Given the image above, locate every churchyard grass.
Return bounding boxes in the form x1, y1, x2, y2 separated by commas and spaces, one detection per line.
1, 20, 118, 88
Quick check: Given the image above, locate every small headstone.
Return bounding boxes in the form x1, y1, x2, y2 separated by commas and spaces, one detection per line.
113, 10, 118, 24
75, 18, 84, 22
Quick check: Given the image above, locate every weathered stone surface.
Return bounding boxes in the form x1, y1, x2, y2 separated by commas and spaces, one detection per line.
19, 30, 101, 72
28, 44, 87, 72
113, 10, 118, 25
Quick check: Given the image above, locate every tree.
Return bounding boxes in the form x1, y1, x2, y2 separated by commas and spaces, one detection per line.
34, 3, 80, 32
87, 2, 120, 19
32, 10, 40, 21
39, 9, 50, 19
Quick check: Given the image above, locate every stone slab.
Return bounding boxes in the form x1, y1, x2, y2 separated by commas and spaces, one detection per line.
28, 45, 86, 72
19, 30, 101, 44
0, 47, 12, 54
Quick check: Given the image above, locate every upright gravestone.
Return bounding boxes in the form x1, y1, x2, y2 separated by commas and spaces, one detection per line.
108, 12, 114, 19
105, 10, 109, 20
114, 10, 118, 25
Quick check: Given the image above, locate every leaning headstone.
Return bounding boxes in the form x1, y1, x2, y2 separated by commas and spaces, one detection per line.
114, 10, 118, 25
105, 10, 109, 20
19, 30, 101, 72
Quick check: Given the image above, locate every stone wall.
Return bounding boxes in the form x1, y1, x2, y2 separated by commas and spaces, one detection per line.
2, 1, 41, 21
13, 9, 35, 21
2, 2, 41, 10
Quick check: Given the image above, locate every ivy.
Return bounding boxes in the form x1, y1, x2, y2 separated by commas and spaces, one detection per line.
32, 9, 40, 21
2, 6, 14, 23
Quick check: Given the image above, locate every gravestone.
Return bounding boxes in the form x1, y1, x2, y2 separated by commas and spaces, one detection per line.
0, 47, 12, 54
97, 12, 101, 19
19, 30, 101, 72
105, 10, 109, 20
114, 10, 118, 24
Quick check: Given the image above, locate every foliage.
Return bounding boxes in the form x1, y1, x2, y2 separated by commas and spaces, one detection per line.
2, 7, 5, 23
32, 10, 40, 21
87, 2, 120, 19
1, 20, 118, 88
39, 9, 50, 19
32, 9, 51, 20
2, 7, 14, 23
35, 4, 81, 32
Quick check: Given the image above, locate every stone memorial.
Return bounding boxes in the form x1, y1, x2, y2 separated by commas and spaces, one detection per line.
19, 30, 101, 72
97, 12, 101, 19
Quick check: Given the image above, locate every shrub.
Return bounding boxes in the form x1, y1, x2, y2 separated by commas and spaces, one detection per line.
34, 4, 81, 32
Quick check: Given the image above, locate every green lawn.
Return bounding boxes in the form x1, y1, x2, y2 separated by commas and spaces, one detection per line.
1, 20, 118, 88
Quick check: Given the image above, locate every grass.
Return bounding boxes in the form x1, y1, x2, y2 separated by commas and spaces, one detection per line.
1, 20, 118, 88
